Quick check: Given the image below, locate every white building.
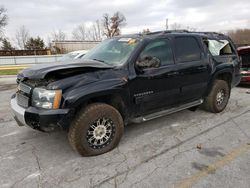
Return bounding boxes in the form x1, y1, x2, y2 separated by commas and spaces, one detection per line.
52, 40, 100, 54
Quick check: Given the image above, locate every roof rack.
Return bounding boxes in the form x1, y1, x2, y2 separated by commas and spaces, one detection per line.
145, 30, 225, 36
164, 30, 189, 33
190, 31, 225, 36
145, 30, 189, 35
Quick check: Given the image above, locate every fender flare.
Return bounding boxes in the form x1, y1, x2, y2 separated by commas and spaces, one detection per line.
204, 68, 233, 97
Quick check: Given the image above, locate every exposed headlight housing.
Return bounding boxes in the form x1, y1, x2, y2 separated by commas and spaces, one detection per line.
32, 88, 62, 109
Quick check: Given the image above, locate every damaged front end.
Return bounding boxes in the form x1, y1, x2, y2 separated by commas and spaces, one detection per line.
11, 79, 72, 132
11, 60, 115, 131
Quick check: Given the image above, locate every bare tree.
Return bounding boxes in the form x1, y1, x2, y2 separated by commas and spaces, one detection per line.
170, 22, 197, 32
142, 28, 150, 34
72, 20, 102, 41
51, 30, 67, 41
87, 20, 102, 41
228, 29, 250, 45
102, 11, 126, 38
15, 25, 30, 49
72, 24, 86, 40
91, 20, 101, 41
46, 36, 52, 49
170, 22, 182, 30
103, 13, 111, 38
186, 26, 197, 32
0, 6, 8, 39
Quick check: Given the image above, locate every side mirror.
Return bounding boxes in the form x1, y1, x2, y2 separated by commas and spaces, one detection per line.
136, 56, 161, 69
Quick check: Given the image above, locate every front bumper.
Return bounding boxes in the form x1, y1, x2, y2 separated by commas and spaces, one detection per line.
11, 96, 71, 131
11, 96, 27, 127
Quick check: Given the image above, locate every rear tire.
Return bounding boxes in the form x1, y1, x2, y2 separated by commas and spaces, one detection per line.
68, 103, 124, 156
203, 80, 230, 113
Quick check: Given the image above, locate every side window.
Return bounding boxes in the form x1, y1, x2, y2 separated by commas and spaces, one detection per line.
207, 39, 235, 56
174, 37, 201, 63
139, 39, 174, 67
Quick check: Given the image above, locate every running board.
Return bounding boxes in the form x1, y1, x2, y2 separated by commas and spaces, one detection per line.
130, 99, 203, 123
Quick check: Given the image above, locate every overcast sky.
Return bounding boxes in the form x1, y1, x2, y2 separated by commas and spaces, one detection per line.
1, 0, 250, 43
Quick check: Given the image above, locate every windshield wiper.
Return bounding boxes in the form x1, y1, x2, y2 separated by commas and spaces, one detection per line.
92, 58, 105, 63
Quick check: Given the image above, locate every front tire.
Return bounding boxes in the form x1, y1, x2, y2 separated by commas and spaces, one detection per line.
203, 80, 230, 113
68, 103, 124, 156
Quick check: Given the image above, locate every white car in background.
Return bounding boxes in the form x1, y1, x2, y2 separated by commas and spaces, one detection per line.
59, 50, 88, 61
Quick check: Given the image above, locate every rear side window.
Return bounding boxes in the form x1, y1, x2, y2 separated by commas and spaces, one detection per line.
207, 39, 234, 56
174, 37, 201, 63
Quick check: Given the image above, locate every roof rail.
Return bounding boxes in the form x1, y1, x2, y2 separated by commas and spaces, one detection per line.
145, 30, 189, 35
144, 30, 226, 37
190, 31, 225, 36
164, 30, 189, 33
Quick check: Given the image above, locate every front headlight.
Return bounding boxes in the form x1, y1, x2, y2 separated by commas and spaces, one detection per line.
32, 88, 62, 109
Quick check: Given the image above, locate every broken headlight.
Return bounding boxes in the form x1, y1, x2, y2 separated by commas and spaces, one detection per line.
32, 88, 62, 109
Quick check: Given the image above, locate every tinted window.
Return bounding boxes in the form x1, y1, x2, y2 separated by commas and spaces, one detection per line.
140, 39, 174, 66
175, 37, 201, 62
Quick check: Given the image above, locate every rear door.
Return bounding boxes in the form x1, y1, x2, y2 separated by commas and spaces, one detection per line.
173, 36, 210, 103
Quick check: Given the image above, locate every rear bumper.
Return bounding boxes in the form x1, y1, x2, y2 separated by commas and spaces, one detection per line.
11, 95, 71, 131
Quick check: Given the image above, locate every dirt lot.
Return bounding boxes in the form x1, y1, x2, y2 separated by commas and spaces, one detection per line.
0, 76, 250, 188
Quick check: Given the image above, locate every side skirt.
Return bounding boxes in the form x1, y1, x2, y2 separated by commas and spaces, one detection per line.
130, 99, 203, 123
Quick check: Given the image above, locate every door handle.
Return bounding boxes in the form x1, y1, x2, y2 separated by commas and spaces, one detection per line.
197, 65, 207, 70
167, 71, 179, 76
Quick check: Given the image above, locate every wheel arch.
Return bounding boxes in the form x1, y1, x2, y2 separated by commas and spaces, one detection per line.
205, 69, 233, 97
70, 89, 129, 121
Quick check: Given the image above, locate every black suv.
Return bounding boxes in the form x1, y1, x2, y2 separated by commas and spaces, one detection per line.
11, 30, 241, 156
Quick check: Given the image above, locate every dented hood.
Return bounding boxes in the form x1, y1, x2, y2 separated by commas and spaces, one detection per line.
18, 59, 113, 80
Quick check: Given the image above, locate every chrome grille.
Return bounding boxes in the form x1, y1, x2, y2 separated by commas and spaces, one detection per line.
16, 93, 29, 108
18, 82, 32, 94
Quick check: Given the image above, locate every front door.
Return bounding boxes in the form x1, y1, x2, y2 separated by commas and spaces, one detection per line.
129, 38, 180, 116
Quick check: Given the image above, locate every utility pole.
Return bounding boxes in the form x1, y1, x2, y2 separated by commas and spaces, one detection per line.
166, 18, 169, 30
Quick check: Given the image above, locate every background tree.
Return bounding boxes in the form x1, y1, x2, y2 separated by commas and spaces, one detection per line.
90, 20, 102, 41
102, 11, 126, 38
51, 30, 66, 41
170, 22, 182, 30
227, 29, 250, 45
15, 25, 30, 49
170, 22, 196, 31
72, 21, 101, 41
0, 6, 8, 39
72, 24, 86, 40
1, 38, 13, 50
142, 28, 150, 34
24, 37, 45, 50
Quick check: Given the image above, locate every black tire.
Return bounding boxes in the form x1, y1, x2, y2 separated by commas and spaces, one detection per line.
68, 103, 124, 156
203, 80, 230, 113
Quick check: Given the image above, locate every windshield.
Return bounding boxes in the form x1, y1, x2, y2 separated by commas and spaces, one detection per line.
82, 38, 139, 65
